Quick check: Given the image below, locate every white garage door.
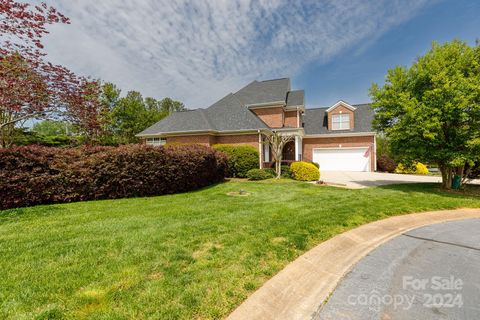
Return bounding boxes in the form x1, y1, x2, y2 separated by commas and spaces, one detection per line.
312, 148, 370, 172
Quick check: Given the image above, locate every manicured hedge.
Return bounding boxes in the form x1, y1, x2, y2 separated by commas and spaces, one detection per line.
377, 155, 397, 173
212, 144, 259, 178
246, 168, 274, 180
394, 162, 429, 175
0, 144, 227, 210
290, 161, 320, 181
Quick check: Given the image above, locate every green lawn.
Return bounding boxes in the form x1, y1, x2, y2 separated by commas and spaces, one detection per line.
1, 180, 479, 319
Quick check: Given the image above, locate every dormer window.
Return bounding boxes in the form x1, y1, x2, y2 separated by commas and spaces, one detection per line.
332, 114, 350, 130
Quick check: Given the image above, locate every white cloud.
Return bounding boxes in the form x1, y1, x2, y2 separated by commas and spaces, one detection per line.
40, 0, 433, 107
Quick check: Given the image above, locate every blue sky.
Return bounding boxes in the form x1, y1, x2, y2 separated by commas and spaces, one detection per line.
40, 0, 479, 108
297, 0, 480, 106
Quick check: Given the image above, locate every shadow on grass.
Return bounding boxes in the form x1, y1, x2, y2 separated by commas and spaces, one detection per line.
0, 180, 230, 218
0, 204, 64, 220
376, 183, 480, 199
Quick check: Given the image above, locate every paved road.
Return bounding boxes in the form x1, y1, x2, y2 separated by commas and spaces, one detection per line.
315, 219, 480, 320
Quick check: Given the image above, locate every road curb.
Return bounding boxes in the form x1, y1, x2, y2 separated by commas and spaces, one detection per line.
227, 208, 480, 320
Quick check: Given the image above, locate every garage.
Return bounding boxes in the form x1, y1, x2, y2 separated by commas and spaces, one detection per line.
312, 147, 371, 172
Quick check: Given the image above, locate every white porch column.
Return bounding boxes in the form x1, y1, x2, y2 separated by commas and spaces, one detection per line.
295, 136, 302, 161
258, 132, 263, 169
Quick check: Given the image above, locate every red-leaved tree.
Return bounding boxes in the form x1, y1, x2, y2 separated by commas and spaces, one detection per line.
0, 1, 89, 147
65, 80, 112, 142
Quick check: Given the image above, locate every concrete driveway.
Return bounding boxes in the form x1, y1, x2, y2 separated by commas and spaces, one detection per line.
316, 218, 480, 320
320, 171, 442, 189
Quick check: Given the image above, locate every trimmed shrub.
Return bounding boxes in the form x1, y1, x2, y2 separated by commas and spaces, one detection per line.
212, 144, 259, 178
281, 165, 292, 178
394, 162, 429, 175
377, 155, 397, 173
264, 168, 276, 176
310, 162, 320, 169
415, 162, 429, 175
0, 144, 227, 210
290, 161, 320, 181
246, 168, 275, 180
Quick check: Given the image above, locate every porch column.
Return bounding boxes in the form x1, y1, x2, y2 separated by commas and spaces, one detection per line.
258, 133, 263, 169
295, 136, 302, 161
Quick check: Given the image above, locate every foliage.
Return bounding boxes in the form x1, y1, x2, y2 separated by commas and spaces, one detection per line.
0, 1, 86, 147
290, 161, 320, 181
65, 80, 110, 142
466, 162, 480, 180
159, 97, 186, 114
212, 144, 259, 178
13, 129, 81, 147
394, 162, 429, 175
246, 168, 274, 180
415, 162, 429, 175
281, 165, 292, 178
93, 83, 185, 144
32, 120, 76, 136
310, 162, 320, 169
0, 3, 185, 148
377, 154, 397, 173
375, 133, 395, 159
0, 144, 227, 210
10, 122, 80, 147
64, 82, 186, 145
370, 40, 480, 188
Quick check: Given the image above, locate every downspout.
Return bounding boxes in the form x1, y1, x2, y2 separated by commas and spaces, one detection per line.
373, 135, 377, 172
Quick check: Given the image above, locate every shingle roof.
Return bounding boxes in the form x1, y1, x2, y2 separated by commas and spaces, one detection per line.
137, 78, 291, 135
205, 93, 268, 131
137, 79, 374, 137
303, 103, 374, 135
286, 90, 304, 107
234, 78, 291, 106
138, 109, 214, 135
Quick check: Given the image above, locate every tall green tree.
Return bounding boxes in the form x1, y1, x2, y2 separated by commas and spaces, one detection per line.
370, 40, 480, 189
32, 120, 75, 136
160, 97, 186, 114
110, 92, 178, 143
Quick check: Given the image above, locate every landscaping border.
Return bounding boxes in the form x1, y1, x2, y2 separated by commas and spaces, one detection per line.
227, 208, 480, 320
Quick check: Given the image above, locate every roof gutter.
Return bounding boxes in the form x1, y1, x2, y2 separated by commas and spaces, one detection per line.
246, 101, 286, 109
136, 128, 263, 138
304, 132, 376, 138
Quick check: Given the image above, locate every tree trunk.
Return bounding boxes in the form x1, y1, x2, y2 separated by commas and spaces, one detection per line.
456, 164, 465, 189
439, 164, 453, 189
276, 154, 282, 179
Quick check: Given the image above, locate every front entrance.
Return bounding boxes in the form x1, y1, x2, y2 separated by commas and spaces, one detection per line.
282, 141, 295, 161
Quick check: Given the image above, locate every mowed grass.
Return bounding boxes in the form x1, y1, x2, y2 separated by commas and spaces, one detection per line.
1, 180, 480, 319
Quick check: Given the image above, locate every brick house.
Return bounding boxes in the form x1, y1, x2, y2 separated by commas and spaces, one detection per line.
137, 78, 376, 171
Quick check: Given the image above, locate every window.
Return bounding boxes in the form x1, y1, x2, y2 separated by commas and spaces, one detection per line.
146, 137, 166, 146
263, 142, 270, 162
332, 114, 350, 130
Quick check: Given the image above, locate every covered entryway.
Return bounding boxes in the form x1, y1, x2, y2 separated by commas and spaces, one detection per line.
312, 147, 370, 171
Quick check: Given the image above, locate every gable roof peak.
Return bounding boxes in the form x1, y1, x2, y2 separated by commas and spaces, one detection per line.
326, 100, 357, 112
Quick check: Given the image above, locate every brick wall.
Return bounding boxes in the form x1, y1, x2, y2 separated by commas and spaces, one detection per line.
284, 110, 298, 128
166, 135, 214, 145
327, 105, 355, 130
251, 107, 284, 128
303, 135, 375, 170
215, 134, 259, 150
164, 133, 259, 150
